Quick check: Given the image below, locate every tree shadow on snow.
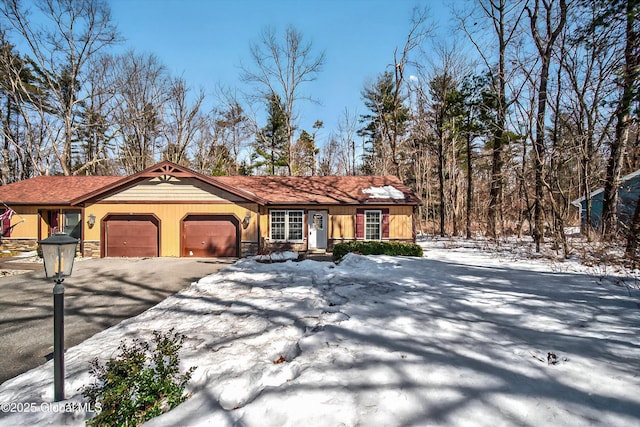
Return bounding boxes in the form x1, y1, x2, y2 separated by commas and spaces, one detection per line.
68, 256, 640, 426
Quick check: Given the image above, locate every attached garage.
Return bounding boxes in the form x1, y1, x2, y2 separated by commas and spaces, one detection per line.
0, 161, 418, 259
104, 215, 159, 257
181, 214, 239, 257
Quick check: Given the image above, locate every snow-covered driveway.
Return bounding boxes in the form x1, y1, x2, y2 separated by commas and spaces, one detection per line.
1, 245, 639, 426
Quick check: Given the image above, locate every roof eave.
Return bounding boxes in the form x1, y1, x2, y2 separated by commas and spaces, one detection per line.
263, 199, 420, 206
70, 161, 267, 205
4, 201, 73, 206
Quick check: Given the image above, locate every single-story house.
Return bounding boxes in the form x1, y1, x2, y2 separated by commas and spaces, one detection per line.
572, 169, 640, 232
0, 161, 420, 258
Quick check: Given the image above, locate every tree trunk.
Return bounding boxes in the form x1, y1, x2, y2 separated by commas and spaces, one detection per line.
528, 0, 566, 252
487, 112, 504, 239
601, 0, 637, 238
2, 97, 10, 185
625, 194, 640, 260
438, 132, 446, 237
466, 131, 473, 239
486, 0, 510, 240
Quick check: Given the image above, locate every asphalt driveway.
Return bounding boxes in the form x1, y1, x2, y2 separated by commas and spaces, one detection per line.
0, 256, 234, 384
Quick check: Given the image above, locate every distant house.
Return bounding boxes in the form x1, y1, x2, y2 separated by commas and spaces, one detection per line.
0, 161, 420, 258
572, 169, 640, 232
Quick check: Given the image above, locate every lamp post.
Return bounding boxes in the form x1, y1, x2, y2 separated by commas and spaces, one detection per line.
38, 232, 78, 402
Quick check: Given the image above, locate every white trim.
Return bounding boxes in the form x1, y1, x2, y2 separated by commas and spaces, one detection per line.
571, 169, 640, 206
364, 210, 382, 241
269, 209, 305, 242
308, 210, 328, 250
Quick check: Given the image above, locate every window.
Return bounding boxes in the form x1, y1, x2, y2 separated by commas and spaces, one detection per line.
271, 211, 286, 240
365, 210, 382, 240
63, 210, 81, 239
356, 208, 389, 240
287, 211, 303, 240
270, 210, 304, 241
312, 213, 324, 230
43, 210, 81, 238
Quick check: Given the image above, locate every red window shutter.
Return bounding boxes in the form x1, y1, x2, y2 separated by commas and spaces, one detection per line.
356, 209, 364, 239
382, 209, 390, 238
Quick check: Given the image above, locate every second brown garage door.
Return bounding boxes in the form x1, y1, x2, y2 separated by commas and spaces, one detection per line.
104, 215, 159, 257
181, 215, 239, 257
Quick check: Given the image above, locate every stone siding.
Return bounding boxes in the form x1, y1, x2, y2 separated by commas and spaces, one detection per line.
0, 238, 38, 253
241, 241, 259, 257
82, 241, 101, 258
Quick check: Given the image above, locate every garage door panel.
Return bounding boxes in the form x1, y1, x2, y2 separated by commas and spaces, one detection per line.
182, 217, 238, 257
106, 218, 158, 257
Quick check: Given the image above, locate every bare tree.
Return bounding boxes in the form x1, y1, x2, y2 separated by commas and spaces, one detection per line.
191, 116, 235, 176
526, 0, 567, 251
600, 0, 640, 238
388, 6, 433, 179
161, 77, 206, 165
407, 72, 433, 233
560, 2, 619, 241
241, 25, 325, 175
215, 86, 251, 174
73, 54, 120, 175
335, 108, 359, 175
317, 135, 339, 176
426, 43, 469, 237
108, 51, 169, 174
0, 0, 119, 175
458, 0, 527, 238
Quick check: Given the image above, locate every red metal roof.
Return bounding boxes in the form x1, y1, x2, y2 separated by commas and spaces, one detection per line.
0, 176, 121, 205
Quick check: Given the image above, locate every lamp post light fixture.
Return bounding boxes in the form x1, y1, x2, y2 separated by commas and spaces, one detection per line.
38, 232, 78, 402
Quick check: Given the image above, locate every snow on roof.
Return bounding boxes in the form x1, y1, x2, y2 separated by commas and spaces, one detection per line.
362, 185, 405, 199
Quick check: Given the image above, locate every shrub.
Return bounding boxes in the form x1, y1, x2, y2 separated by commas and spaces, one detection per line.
332, 241, 423, 261
82, 329, 196, 427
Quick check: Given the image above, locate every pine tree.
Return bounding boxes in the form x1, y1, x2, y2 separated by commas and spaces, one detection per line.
459, 73, 490, 238
359, 71, 409, 176
252, 93, 289, 175
0, 36, 49, 181
293, 129, 318, 176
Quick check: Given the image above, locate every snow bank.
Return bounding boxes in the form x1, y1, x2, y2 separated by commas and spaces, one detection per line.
1, 246, 639, 426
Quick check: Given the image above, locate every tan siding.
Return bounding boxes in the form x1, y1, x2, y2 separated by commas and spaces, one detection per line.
101, 177, 247, 202
257, 205, 414, 242
82, 203, 413, 257
388, 205, 413, 239
327, 205, 413, 240
85, 202, 259, 257
328, 206, 355, 239
2, 206, 39, 239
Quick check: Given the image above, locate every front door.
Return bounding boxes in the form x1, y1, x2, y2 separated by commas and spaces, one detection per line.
308, 210, 328, 250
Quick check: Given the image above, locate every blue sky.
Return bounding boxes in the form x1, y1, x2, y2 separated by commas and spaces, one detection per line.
108, 0, 453, 143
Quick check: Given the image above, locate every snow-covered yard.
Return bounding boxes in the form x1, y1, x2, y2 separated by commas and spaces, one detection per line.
1, 240, 639, 426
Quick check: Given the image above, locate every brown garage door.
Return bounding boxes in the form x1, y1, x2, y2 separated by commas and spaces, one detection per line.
182, 215, 238, 257
105, 215, 159, 257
